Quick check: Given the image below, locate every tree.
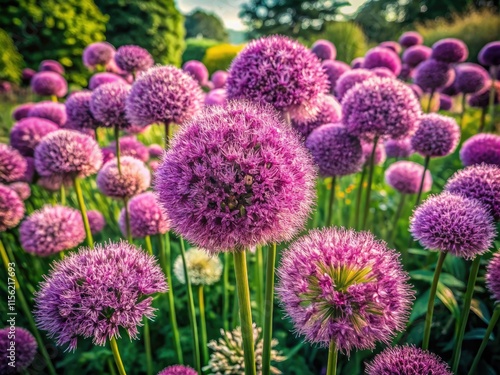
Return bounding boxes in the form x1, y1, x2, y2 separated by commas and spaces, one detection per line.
0, 28, 23, 84
240, 0, 349, 37
185, 9, 228, 42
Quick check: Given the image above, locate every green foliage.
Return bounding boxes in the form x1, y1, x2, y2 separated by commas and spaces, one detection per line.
185, 9, 228, 42
182, 38, 219, 64
95, 0, 185, 67
0, 28, 23, 84
0, 0, 108, 87
202, 44, 245, 74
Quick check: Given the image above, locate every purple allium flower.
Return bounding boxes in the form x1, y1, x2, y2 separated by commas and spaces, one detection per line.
486, 252, 500, 303
106, 136, 149, 162
118, 192, 169, 238
10, 117, 59, 157
155, 101, 316, 252
445, 164, 500, 220
399, 64, 413, 80
31, 71, 67, 97
114, 45, 154, 74
384, 138, 413, 158
372, 67, 396, 78
149, 160, 160, 173
211, 70, 228, 88
90, 82, 131, 129
479, 41, 500, 66
455, 63, 489, 94
334, 69, 374, 99
460, 134, 500, 167
148, 144, 163, 159
311, 39, 337, 61
362, 140, 386, 166
204, 88, 227, 106
0, 143, 27, 183
291, 94, 341, 138
468, 81, 500, 108
411, 114, 460, 157
440, 79, 459, 96
87, 209, 106, 235
399, 32, 423, 48
97, 156, 150, 199
20, 205, 85, 256
385, 161, 432, 195
101, 147, 115, 165
37, 175, 72, 192
0, 184, 24, 231
158, 365, 197, 375
402, 45, 432, 68
227, 36, 329, 117
8, 182, 31, 200
409, 84, 423, 98
342, 77, 421, 140
322, 60, 351, 96
410, 192, 495, 258
22, 157, 35, 183
65, 91, 102, 130
363, 47, 402, 76
12, 103, 35, 121
39, 60, 65, 75
379, 41, 402, 55
126, 65, 204, 127
183, 60, 209, 86
414, 59, 455, 91
365, 345, 452, 375
276, 227, 413, 352
88, 72, 127, 90
351, 57, 364, 69
305, 123, 363, 177
431, 38, 468, 63
34, 241, 167, 350
28, 101, 67, 127
439, 94, 453, 111
34, 130, 102, 179
22, 68, 36, 82
83, 42, 115, 69
0, 327, 37, 374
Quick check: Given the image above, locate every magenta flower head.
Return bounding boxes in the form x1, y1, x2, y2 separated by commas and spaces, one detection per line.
39, 59, 65, 75
65, 91, 102, 130
414, 59, 455, 91
227, 36, 329, 118
155, 101, 316, 252
363, 47, 402, 76
183, 60, 209, 86
409, 84, 423, 98
384, 138, 413, 158
342, 77, 421, 140
385, 161, 432, 195
22, 157, 35, 183
431, 38, 468, 63
88, 72, 127, 90
101, 147, 115, 165
28, 101, 67, 127
439, 94, 453, 111
10, 117, 59, 157
12, 103, 35, 121
372, 67, 396, 78
0, 327, 37, 374
114, 45, 154, 74
34, 240, 167, 350
292, 94, 342, 138
37, 175, 72, 192
311, 39, 336, 61
148, 144, 163, 159
34, 129, 102, 179
379, 41, 402, 54
0, 184, 25, 231
486, 252, 500, 303
402, 45, 432, 68
87, 209, 105, 235
126, 65, 204, 127
20, 205, 85, 256
119, 192, 169, 238
276, 227, 413, 352
305, 123, 363, 177
205, 88, 227, 106
399, 31, 423, 48
468, 81, 500, 108
455, 63, 489, 94
90, 82, 131, 129
362, 140, 386, 166
22, 68, 36, 83
411, 114, 460, 157
0, 143, 27, 183
31, 71, 67, 97
9, 182, 31, 200
322, 60, 350, 95
479, 41, 500, 66
211, 70, 228, 88
83, 42, 115, 69
351, 57, 364, 69
366, 345, 452, 375
158, 365, 197, 375
460, 134, 500, 167
335, 69, 374, 99
97, 156, 150, 199
106, 136, 149, 162
399, 64, 413, 80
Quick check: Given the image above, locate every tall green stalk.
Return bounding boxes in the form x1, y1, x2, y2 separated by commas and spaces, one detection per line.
255, 246, 264, 327
489, 66, 497, 131
326, 340, 338, 375
60, 184, 66, 206
415, 156, 430, 206
223, 252, 230, 331
110, 337, 127, 375
262, 243, 277, 375
468, 305, 500, 375
73, 177, 93, 248
362, 137, 379, 229
123, 197, 132, 243
479, 107, 487, 133
143, 319, 153, 375
326, 177, 336, 227
389, 193, 406, 248
199, 285, 209, 365
354, 166, 366, 230
164, 122, 172, 149
427, 90, 435, 113
114, 125, 122, 174
144, 235, 153, 256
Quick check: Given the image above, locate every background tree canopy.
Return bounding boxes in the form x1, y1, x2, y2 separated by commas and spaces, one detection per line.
185, 9, 228, 42
0, 28, 23, 84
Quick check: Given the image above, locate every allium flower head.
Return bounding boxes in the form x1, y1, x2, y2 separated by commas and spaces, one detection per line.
22, 157, 35, 183
227, 36, 329, 117
292, 94, 342, 138
362, 47, 402, 76
399, 64, 413, 80
126, 65, 204, 127
90, 82, 132, 129
0, 143, 27, 183
22, 68, 36, 83
311, 39, 336, 61
468, 81, 500, 108
411, 114, 460, 157
431, 38, 468, 63
460, 134, 500, 167
342, 77, 421, 140
174, 247, 223, 286
402, 45, 432, 68
39, 59, 65, 74
379, 41, 402, 54
65, 91, 102, 130
0, 184, 24, 231
12, 103, 35, 121
156, 101, 316, 252
97, 156, 150, 199
0, 327, 37, 374
158, 365, 197, 375
114, 45, 154, 74
106, 136, 149, 162
118, 192, 169, 238
322, 60, 350, 95
88, 72, 127, 90
37, 175, 72, 192
413, 59, 455, 91
351, 57, 364, 69
384, 138, 413, 158
211, 70, 228, 88
10, 117, 58, 157
486, 252, 500, 303
28, 101, 67, 127
439, 94, 453, 111
277, 228, 413, 352
365, 345, 452, 375
148, 144, 163, 158
9, 182, 31, 200
399, 32, 423, 48
362, 140, 386, 166
31, 72, 67, 97
87, 210, 105, 235
479, 41, 500, 66
83, 42, 115, 68
409, 84, 423, 98
149, 160, 160, 172
385, 161, 432, 195
183, 60, 209, 86
34, 241, 167, 350
455, 63, 489, 94
410, 192, 495, 258
205, 88, 227, 106
334, 69, 374, 99
372, 67, 396, 78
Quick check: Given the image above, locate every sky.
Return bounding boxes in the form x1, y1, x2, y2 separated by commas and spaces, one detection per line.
176, 0, 367, 31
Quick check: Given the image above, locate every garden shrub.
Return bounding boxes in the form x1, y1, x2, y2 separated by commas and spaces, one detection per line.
0, 28, 23, 84
202, 43, 245, 74
182, 38, 219, 64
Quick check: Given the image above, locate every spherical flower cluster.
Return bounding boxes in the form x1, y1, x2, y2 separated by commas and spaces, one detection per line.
0, 184, 25, 232
65, 91, 102, 130
399, 31, 423, 48
486, 252, 500, 303
384, 138, 413, 158
149, 160, 160, 172
12, 103, 35, 121
362, 47, 402, 76
291, 94, 342, 138
22, 157, 35, 183
439, 94, 453, 111
90, 82, 131, 129
479, 41, 500, 66
22, 68, 36, 82
87, 210, 106, 235
118, 192, 169, 238
362, 140, 386, 166
227, 36, 329, 116
31, 71, 67, 97
39, 59, 65, 74
277, 227, 413, 352
468, 81, 500, 108
10, 117, 59, 157
34, 241, 167, 350
410, 192, 495, 258
183, 60, 209, 86
402, 45, 432, 68
155, 101, 316, 252
342, 77, 421, 140
205, 88, 227, 106
83, 42, 115, 68
9, 182, 31, 200
148, 144, 163, 158
460, 134, 500, 167
174, 247, 223, 286
211, 70, 228, 88
97, 156, 150, 199
37, 175, 72, 192
311, 39, 336, 61
413, 59, 455, 91
335, 69, 374, 99
399, 64, 413, 80
322, 60, 350, 95
106, 137, 149, 162
409, 84, 423, 98
28, 101, 66, 127
365, 345, 452, 375
126, 65, 204, 127
0, 327, 37, 374
0, 144, 27, 183
431, 38, 468, 63
385, 161, 432, 195
455, 63, 489, 94
351, 57, 364, 69
372, 67, 396, 78
158, 365, 197, 375
379, 41, 402, 54
411, 114, 460, 158
114, 45, 154, 74
88, 72, 127, 90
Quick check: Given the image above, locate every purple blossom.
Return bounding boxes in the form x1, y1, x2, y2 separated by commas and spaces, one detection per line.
372, 67, 396, 78
0, 184, 25, 231
335, 69, 374, 99
65, 91, 102, 130
351, 57, 364, 69
10, 117, 59, 157
148, 144, 163, 159
384, 138, 413, 158
455, 63, 489, 94
363, 47, 402, 76
114, 45, 154, 74
460, 134, 500, 167
97, 156, 150, 199
414, 59, 455, 91
402, 45, 432, 68
409, 84, 423, 98
385, 161, 432, 195
183, 60, 209, 86
399, 32, 423, 48
0, 143, 27, 183
12, 103, 35, 121
149, 160, 160, 173
83, 42, 115, 69
39, 60, 65, 75
311, 39, 336, 61
31, 72, 67, 97
28, 101, 67, 127
399, 64, 413, 80
468, 81, 500, 108
8, 182, 31, 200
119, 192, 169, 238
322, 60, 351, 96
106, 136, 149, 162
88, 72, 127, 90
0, 327, 37, 374
411, 114, 460, 157
87, 210, 106, 235
362, 140, 386, 166
90, 82, 132, 129
439, 94, 453, 111
431, 38, 468, 63
21, 157, 35, 183
486, 252, 500, 303
37, 175, 72, 192
211, 70, 228, 88
479, 41, 500, 66
292, 94, 342, 138
158, 365, 197, 375
205, 88, 227, 106
101, 147, 115, 165
22, 68, 36, 83
379, 41, 402, 54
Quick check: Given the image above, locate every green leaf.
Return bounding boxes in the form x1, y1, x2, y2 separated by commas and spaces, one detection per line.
408, 248, 429, 256
471, 299, 491, 324
464, 328, 495, 341
410, 270, 465, 289
436, 282, 460, 320
409, 289, 431, 324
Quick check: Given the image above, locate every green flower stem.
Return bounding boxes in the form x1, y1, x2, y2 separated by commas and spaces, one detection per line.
427, 89, 435, 113
468, 305, 500, 375
73, 177, 93, 248
326, 339, 338, 375
460, 93, 467, 129
389, 193, 407, 248
362, 136, 379, 230
165, 122, 172, 149
198, 285, 209, 365
114, 125, 122, 175
326, 176, 336, 227
123, 197, 132, 243
60, 184, 66, 206
489, 66, 497, 131
233, 250, 257, 375
255, 245, 264, 327
479, 107, 487, 133
144, 235, 153, 255
143, 318, 153, 375
110, 337, 127, 375
108, 357, 117, 375
354, 166, 366, 230
415, 155, 430, 207
452, 255, 482, 373
262, 243, 277, 375
51, 95, 58, 103
422, 251, 447, 350
223, 252, 230, 331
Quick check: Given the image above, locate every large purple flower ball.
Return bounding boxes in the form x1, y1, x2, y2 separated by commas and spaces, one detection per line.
399, 32, 423, 48
39, 59, 65, 75
486, 252, 500, 303
479, 41, 500, 67
363, 47, 402, 76
88, 72, 127, 90
410, 192, 495, 258
0, 144, 27, 183
211, 70, 228, 88
385, 161, 432, 195
31, 71, 67, 97
460, 134, 500, 167
90, 82, 131, 129
342, 77, 421, 140
384, 138, 413, 158
34, 241, 167, 350
65, 91, 102, 130
468, 81, 500, 108
411, 114, 460, 158
28, 101, 67, 127
414, 59, 455, 91
22, 157, 35, 183
351, 57, 364, 69
439, 94, 453, 111
182, 60, 209, 86
227, 36, 329, 117
114, 45, 154, 74
379, 41, 402, 54
431, 38, 468, 63
362, 140, 386, 166
322, 60, 351, 96
311, 39, 336, 61
97, 156, 150, 199
276, 227, 413, 352
148, 144, 163, 159
0, 184, 25, 231
402, 45, 432, 68
155, 101, 316, 252
87, 210, 106, 235
119, 192, 169, 238
106, 136, 149, 162
335, 69, 374, 99
204, 88, 227, 106
10, 117, 59, 157
126, 65, 204, 127
83, 42, 115, 69
455, 63, 489, 94
291, 94, 341, 138
9, 182, 31, 200
12, 103, 35, 121
0, 327, 37, 374
158, 365, 197, 375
